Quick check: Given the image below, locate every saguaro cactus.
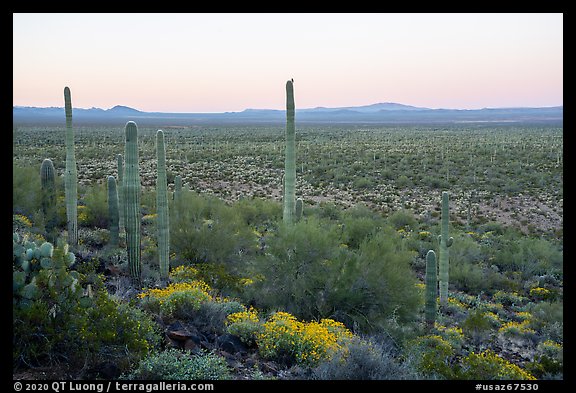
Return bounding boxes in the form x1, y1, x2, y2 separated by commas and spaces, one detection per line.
117, 154, 125, 231
438, 191, 454, 305
156, 130, 170, 279
40, 158, 56, 215
425, 249, 438, 326
124, 121, 141, 284
40, 158, 57, 241
64, 87, 78, 246
174, 175, 182, 203
283, 79, 296, 224
295, 198, 303, 222
107, 176, 120, 246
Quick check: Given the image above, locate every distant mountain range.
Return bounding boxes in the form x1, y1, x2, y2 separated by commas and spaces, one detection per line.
12, 102, 563, 125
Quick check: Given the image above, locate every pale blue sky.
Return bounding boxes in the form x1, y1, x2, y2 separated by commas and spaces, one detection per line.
13, 13, 563, 112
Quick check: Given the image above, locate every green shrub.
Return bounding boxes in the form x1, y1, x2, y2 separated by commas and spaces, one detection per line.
125, 348, 231, 380
138, 281, 212, 319
80, 183, 109, 228
312, 336, 419, 380
13, 236, 161, 371
247, 218, 420, 334
460, 349, 536, 380
406, 334, 457, 379
13, 164, 43, 217
225, 307, 262, 346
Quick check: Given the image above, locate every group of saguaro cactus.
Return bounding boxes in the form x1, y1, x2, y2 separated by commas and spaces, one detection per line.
425, 191, 454, 326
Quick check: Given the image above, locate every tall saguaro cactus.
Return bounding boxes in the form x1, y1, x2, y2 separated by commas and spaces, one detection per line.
425, 249, 438, 326
40, 158, 57, 241
438, 191, 454, 304
117, 154, 125, 231
124, 121, 141, 284
156, 130, 170, 279
64, 87, 78, 246
283, 79, 296, 224
107, 176, 120, 246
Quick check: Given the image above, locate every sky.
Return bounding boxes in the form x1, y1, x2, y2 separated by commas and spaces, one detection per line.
13, 13, 563, 113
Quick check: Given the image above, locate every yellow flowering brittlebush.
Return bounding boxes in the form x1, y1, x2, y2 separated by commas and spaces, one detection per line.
169, 265, 200, 283
462, 349, 536, 380
138, 280, 212, 316
225, 306, 262, 346
257, 312, 352, 366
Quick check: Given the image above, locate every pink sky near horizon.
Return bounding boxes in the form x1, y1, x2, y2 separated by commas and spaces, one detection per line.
13, 13, 563, 113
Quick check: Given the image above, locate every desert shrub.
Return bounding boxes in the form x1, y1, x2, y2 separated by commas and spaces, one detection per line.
80, 183, 109, 228
234, 197, 282, 227
489, 235, 562, 278
125, 348, 231, 380
340, 205, 385, 249
526, 340, 563, 379
13, 236, 161, 371
225, 307, 262, 346
312, 336, 420, 380
405, 334, 457, 379
13, 164, 43, 217
257, 311, 353, 367
247, 218, 420, 334
524, 300, 563, 343
170, 192, 253, 291
459, 350, 536, 380
194, 300, 245, 335
138, 281, 212, 319
388, 209, 417, 231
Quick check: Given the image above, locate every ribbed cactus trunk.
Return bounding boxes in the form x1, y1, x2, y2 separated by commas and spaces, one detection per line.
64, 87, 78, 246
438, 191, 453, 305
283, 80, 296, 224
117, 154, 125, 232
295, 197, 303, 222
107, 176, 120, 246
156, 130, 170, 279
40, 158, 57, 241
124, 121, 141, 284
174, 175, 182, 204
425, 249, 438, 327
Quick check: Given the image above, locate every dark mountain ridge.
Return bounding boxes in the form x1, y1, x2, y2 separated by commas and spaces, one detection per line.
13, 103, 563, 125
